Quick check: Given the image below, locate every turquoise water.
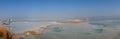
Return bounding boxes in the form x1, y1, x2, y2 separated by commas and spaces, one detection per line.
8, 20, 120, 39
52, 27, 63, 32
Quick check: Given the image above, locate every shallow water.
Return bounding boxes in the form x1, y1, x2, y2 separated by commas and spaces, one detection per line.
8, 20, 120, 39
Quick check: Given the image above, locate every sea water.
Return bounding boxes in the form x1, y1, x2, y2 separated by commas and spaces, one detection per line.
8, 20, 120, 39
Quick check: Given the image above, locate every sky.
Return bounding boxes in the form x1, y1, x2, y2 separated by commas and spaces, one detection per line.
0, 0, 120, 18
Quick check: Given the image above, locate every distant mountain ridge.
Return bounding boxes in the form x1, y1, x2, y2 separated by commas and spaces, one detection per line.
88, 16, 120, 21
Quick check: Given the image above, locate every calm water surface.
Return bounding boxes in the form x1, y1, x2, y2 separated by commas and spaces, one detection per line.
8, 20, 120, 39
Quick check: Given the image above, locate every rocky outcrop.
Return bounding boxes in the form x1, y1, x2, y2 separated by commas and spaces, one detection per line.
0, 25, 11, 39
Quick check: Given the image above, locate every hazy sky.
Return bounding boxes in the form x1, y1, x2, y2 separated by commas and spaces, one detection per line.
0, 0, 120, 18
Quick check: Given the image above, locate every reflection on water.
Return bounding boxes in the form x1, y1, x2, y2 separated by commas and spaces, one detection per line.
7, 19, 120, 39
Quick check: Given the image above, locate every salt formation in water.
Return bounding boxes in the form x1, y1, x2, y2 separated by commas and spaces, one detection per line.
53, 27, 63, 32
0, 18, 87, 39
89, 19, 120, 34
22, 18, 87, 36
